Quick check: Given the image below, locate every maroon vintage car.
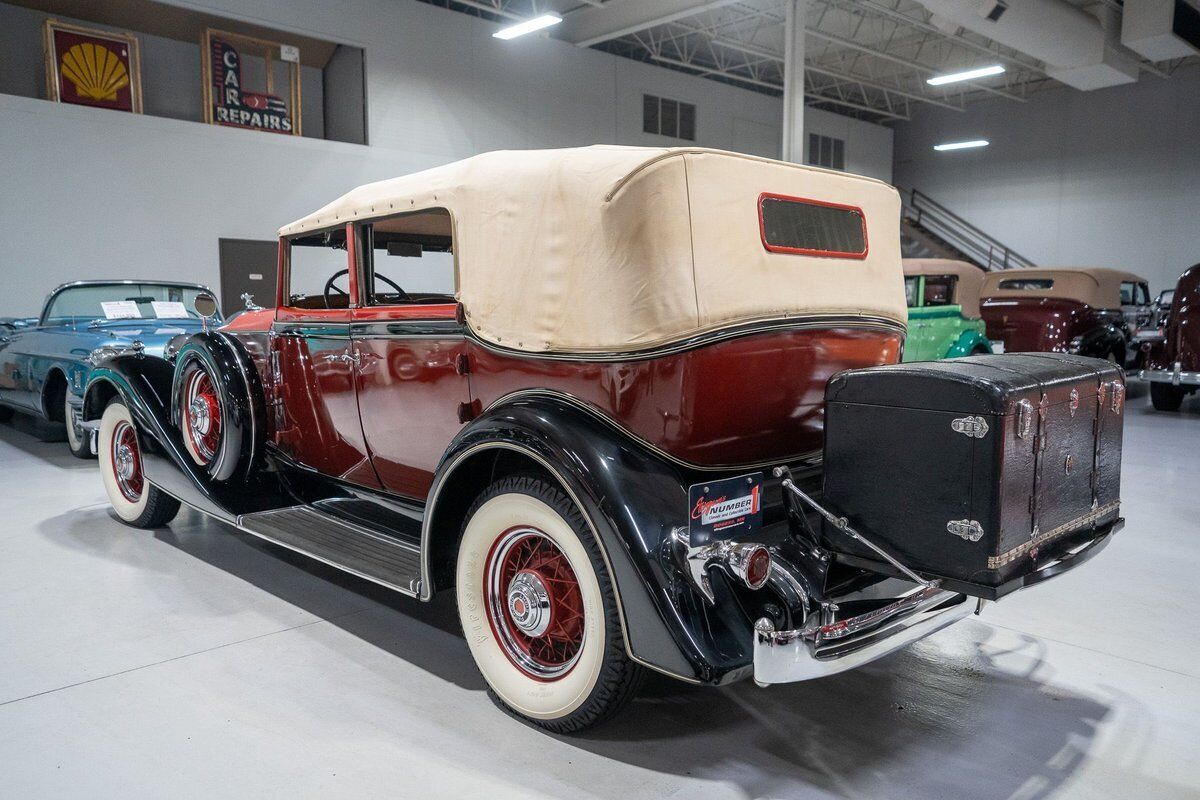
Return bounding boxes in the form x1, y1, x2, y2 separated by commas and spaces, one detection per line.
1141, 264, 1200, 410
980, 267, 1151, 368
81, 147, 1125, 734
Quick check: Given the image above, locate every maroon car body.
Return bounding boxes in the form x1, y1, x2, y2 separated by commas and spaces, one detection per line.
1141, 264, 1200, 410
980, 268, 1150, 368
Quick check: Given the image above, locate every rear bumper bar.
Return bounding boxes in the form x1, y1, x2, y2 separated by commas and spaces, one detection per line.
753, 519, 1121, 685
752, 585, 971, 685
1140, 366, 1200, 386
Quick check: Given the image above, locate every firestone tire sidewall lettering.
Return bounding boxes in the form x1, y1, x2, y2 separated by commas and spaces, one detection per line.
98, 401, 150, 523
456, 492, 606, 722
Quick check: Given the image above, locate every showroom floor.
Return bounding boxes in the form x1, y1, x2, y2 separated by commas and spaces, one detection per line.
0, 387, 1197, 800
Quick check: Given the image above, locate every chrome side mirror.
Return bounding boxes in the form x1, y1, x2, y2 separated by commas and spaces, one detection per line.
194, 293, 218, 332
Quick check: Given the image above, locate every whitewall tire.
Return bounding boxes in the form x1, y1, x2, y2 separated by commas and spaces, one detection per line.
98, 399, 180, 528
64, 392, 92, 459
456, 475, 643, 732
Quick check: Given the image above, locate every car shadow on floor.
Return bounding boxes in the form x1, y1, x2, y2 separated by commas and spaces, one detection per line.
0, 414, 93, 468
46, 505, 1113, 799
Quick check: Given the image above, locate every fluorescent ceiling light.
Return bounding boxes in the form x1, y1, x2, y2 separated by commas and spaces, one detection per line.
934, 139, 990, 152
493, 14, 562, 40
927, 64, 1005, 86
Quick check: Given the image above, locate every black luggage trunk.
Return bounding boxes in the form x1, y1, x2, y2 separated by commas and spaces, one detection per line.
821, 353, 1124, 599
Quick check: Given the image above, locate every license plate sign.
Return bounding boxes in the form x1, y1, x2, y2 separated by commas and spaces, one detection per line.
688, 472, 763, 546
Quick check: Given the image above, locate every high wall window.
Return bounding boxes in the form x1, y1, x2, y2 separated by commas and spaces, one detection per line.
643, 94, 696, 141
807, 133, 846, 170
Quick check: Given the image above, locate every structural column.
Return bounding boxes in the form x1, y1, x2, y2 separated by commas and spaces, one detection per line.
781, 0, 809, 163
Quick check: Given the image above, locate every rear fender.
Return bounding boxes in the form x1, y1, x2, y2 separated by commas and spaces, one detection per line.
424, 393, 763, 685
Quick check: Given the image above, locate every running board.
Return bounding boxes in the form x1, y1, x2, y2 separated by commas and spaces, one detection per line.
237, 506, 423, 596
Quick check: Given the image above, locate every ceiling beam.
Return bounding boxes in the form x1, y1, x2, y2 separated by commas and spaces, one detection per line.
700, 34, 966, 112
650, 54, 911, 120
559, 0, 747, 47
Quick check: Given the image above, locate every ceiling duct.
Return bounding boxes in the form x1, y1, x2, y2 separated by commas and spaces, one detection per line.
919, 0, 1140, 90
1122, 0, 1200, 61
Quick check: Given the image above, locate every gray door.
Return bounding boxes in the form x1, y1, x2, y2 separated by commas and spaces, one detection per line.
218, 239, 278, 313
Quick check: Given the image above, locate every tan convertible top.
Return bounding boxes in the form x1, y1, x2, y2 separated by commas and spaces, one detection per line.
282, 146, 905, 354
902, 258, 985, 318
980, 267, 1147, 309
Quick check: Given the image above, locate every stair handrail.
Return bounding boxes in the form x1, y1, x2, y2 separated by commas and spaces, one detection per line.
902, 188, 1036, 271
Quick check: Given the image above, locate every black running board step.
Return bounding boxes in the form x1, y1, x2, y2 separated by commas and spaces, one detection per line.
237, 506, 422, 596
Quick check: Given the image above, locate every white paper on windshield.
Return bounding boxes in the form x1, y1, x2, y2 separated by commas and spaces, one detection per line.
151, 301, 189, 319
101, 301, 141, 320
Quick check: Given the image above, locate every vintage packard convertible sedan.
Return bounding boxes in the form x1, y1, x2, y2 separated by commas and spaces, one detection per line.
1141, 264, 1199, 411
0, 280, 220, 456
901, 258, 992, 361
980, 267, 1150, 367
82, 147, 1125, 732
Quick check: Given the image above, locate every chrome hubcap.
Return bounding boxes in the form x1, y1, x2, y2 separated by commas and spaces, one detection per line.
115, 444, 135, 480
188, 397, 211, 435
506, 570, 551, 637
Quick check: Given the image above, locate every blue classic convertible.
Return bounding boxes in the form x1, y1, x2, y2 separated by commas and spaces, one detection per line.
0, 280, 222, 457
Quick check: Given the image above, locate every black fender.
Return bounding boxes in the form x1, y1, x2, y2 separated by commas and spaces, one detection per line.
423, 393, 763, 685
84, 346, 280, 522
1076, 324, 1125, 362
171, 332, 266, 482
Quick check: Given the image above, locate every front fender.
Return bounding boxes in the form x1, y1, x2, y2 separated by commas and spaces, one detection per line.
425, 394, 764, 685
1077, 324, 1125, 360
944, 328, 991, 359
84, 352, 277, 522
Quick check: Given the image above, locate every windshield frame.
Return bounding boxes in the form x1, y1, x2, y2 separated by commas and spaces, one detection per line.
39, 280, 222, 326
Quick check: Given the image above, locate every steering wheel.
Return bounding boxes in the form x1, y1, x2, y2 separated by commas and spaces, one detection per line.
322, 269, 413, 308
323, 269, 351, 309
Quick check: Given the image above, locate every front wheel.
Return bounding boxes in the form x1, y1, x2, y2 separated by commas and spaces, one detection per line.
1150, 382, 1185, 412
98, 399, 180, 528
455, 475, 643, 733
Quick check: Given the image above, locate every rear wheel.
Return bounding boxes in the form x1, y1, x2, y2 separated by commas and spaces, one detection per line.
64, 393, 92, 459
455, 475, 643, 733
0, 405, 12, 422
1150, 382, 1185, 412
98, 399, 180, 528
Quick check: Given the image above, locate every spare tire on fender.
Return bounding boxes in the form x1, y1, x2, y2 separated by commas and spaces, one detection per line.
171, 332, 264, 482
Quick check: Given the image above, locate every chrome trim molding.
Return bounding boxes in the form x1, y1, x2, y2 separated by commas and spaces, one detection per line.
466, 314, 907, 363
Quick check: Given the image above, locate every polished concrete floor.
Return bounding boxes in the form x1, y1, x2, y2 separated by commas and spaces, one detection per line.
1, 386, 1198, 800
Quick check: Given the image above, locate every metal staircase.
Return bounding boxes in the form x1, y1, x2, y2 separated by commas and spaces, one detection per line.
900, 188, 1035, 271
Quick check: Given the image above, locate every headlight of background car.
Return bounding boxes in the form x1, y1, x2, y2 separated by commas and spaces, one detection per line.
87, 344, 129, 366
1067, 335, 1084, 353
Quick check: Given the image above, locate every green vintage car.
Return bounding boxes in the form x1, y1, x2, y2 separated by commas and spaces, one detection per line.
902, 259, 993, 362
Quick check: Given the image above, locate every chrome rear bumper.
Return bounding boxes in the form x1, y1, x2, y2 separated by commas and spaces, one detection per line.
752, 584, 971, 685
1139, 366, 1200, 386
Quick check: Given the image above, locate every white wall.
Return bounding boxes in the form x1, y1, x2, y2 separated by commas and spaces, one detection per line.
893, 67, 1200, 295
0, 0, 893, 315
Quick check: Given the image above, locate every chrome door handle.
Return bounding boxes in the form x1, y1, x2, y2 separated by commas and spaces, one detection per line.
322, 352, 360, 367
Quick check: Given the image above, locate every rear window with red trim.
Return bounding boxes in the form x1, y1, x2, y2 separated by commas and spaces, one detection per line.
758, 194, 867, 259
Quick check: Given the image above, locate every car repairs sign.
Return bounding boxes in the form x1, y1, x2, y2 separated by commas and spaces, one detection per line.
688, 472, 763, 545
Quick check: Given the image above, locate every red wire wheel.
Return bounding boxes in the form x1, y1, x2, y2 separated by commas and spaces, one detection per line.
484, 526, 587, 681
181, 365, 222, 466
110, 419, 144, 503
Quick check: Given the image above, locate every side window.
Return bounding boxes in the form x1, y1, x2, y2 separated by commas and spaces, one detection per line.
286, 228, 350, 309
923, 275, 956, 306
1120, 282, 1134, 304
363, 208, 456, 306
904, 276, 921, 308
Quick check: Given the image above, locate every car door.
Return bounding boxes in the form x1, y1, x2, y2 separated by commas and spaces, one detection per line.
903, 276, 931, 361
272, 226, 381, 488
922, 274, 960, 358
350, 211, 472, 500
